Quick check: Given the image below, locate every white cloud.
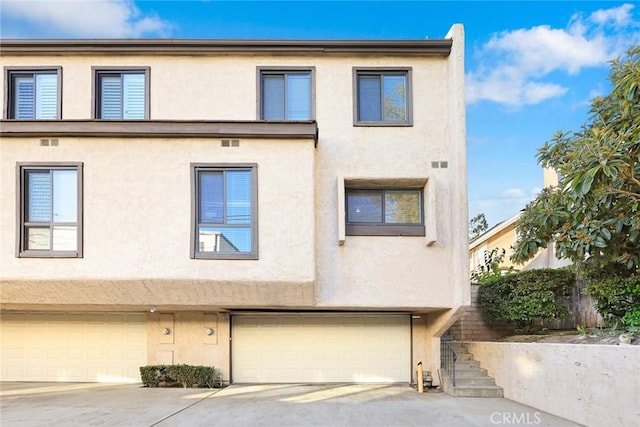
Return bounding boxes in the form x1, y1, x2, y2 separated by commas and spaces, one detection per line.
470, 186, 542, 226
500, 188, 526, 199
467, 3, 639, 107
1, 0, 172, 38
590, 3, 635, 26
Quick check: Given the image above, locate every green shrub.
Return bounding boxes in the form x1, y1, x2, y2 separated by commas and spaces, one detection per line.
621, 310, 640, 333
139, 365, 219, 388
583, 274, 640, 319
140, 365, 164, 387
477, 268, 575, 330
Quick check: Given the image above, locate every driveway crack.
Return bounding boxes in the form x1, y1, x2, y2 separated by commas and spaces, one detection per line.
150, 390, 217, 426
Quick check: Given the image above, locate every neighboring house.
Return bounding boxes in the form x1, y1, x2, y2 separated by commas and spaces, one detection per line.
469, 168, 571, 274
457, 169, 580, 341
0, 25, 468, 385
469, 210, 524, 274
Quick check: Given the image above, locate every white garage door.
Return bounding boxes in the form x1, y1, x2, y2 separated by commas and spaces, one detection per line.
1, 312, 147, 383
232, 314, 410, 383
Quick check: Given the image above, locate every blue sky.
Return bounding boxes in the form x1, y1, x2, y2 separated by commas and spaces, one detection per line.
2, 0, 639, 228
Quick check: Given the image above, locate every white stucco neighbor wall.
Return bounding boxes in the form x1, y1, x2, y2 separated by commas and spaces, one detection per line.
465, 342, 640, 427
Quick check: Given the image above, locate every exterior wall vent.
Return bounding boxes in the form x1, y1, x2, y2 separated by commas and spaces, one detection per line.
39, 139, 59, 147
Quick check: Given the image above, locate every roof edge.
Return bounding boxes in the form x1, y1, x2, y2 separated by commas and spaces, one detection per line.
0, 38, 453, 57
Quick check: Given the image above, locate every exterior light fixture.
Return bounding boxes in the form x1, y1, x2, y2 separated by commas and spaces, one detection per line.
162, 327, 171, 335
150, 306, 157, 313
206, 328, 215, 336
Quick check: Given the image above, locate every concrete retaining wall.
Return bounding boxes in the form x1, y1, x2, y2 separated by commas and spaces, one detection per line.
465, 341, 640, 427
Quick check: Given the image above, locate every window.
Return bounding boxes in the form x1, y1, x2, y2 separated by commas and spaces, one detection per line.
6, 68, 60, 119
94, 68, 149, 119
191, 164, 258, 259
353, 68, 411, 126
17, 163, 83, 257
259, 68, 314, 120
346, 188, 424, 236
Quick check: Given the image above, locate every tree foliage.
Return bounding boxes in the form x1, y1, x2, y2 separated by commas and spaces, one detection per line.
469, 213, 489, 241
512, 46, 640, 271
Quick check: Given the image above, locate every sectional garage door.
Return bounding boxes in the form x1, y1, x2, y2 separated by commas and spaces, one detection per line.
232, 314, 410, 383
0, 312, 147, 383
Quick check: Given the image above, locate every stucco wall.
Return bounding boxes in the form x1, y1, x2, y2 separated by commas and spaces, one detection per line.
1, 137, 317, 309
466, 342, 640, 427
1, 25, 468, 312
146, 312, 230, 383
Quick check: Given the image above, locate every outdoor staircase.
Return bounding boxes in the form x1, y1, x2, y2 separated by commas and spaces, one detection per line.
441, 341, 504, 398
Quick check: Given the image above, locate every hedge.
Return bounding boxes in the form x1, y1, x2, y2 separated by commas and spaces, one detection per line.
140, 365, 220, 388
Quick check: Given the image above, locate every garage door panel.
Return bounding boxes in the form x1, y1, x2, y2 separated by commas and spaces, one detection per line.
1, 312, 146, 383
232, 314, 410, 383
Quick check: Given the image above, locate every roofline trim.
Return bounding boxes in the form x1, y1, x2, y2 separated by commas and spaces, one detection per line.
0, 38, 453, 57
469, 210, 524, 251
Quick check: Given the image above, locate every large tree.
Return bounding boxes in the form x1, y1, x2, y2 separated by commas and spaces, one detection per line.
512, 46, 640, 272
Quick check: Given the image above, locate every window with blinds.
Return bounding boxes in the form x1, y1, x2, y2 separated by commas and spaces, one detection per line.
260, 69, 313, 120
7, 70, 59, 119
354, 69, 412, 126
18, 164, 83, 257
192, 164, 258, 259
95, 69, 148, 119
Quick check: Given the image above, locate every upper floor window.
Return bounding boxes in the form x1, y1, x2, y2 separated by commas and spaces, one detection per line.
259, 68, 314, 120
346, 188, 424, 236
94, 68, 149, 119
17, 163, 83, 258
191, 164, 258, 260
6, 68, 61, 119
353, 68, 412, 126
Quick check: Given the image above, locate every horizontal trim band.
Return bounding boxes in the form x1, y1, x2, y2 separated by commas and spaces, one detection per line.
0, 120, 319, 143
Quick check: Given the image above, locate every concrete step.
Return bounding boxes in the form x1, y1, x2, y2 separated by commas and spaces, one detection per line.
451, 376, 497, 387
449, 384, 504, 398
455, 367, 488, 377
454, 360, 480, 369
454, 353, 474, 361
444, 343, 467, 353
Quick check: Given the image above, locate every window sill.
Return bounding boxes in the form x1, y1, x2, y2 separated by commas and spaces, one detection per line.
193, 253, 258, 260
353, 121, 413, 127
346, 224, 425, 236
17, 251, 81, 258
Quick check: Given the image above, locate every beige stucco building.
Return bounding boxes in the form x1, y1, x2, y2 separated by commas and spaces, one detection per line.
0, 25, 468, 385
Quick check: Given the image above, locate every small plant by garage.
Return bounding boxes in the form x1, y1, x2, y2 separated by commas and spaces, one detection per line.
139, 364, 221, 388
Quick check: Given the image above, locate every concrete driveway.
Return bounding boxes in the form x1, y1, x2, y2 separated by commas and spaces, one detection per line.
0, 382, 581, 427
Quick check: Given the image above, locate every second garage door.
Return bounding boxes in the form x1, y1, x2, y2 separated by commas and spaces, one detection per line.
232, 314, 410, 383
